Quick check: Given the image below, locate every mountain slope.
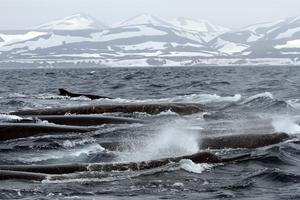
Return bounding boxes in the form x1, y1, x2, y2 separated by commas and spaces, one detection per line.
0, 14, 300, 67
115, 13, 173, 27
32, 14, 108, 30
172, 17, 230, 33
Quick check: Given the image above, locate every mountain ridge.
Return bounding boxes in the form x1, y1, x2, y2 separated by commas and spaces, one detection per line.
0, 13, 299, 67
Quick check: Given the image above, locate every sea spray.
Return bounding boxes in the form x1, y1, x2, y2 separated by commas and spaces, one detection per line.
117, 119, 200, 162
271, 115, 300, 134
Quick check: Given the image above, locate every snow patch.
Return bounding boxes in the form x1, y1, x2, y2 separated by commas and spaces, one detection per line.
172, 17, 230, 33
33, 14, 106, 30
276, 27, 300, 40
0, 32, 47, 46
275, 39, 300, 49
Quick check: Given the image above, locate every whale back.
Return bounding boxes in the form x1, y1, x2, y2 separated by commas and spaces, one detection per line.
58, 88, 71, 96
200, 132, 290, 149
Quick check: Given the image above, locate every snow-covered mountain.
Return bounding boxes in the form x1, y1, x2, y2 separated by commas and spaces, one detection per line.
210, 16, 300, 59
32, 14, 108, 31
172, 17, 230, 33
0, 31, 47, 47
116, 13, 173, 27
0, 14, 300, 67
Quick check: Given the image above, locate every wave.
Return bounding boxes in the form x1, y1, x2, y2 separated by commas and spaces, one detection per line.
224, 92, 290, 111
240, 92, 274, 105
249, 168, 300, 183
2, 143, 105, 164
287, 99, 300, 110
5, 91, 242, 107
62, 138, 96, 148
94, 93, 242, 104
8, 93, 27, 98
34, 94, 91, 101
0, 114, 23, 122
179, 159, 212, 174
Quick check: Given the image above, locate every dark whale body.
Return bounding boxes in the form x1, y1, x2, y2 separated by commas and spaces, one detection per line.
0, 132, 289, 181
0, 123, 96, 141
0, 152, 250, 181
0, 170, 47, 181
31, 115, 145, 126
98, 133, 291, 152
10, 103, 205, 116
200, 132, 290, 149
58, 88, 112, 100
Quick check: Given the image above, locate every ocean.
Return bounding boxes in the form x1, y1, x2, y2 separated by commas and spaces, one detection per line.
0, 66, 300, 199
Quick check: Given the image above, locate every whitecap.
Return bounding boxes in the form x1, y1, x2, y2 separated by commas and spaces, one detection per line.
8, 93, 27, 98
0, 114, 23, 121
173, 182, 184, 187
93, 93, 242, 104
62, 138, 96, 148
7, 143, 105, 163
241, 92, 274, 104
287, 99, 300, 110
155, 109, 179, 116
179, 159, 212, 174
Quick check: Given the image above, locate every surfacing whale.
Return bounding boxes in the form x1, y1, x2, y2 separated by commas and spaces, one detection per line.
10, 103, 205, 116
0, 152, 251, 181
199, 132, 290, 149
97, 133, 291, 151
0, 170, 47, 181
58, 88, 112, 100
0, 123, 96, 141
0, 132, 290, 181
28, 115, 144, 126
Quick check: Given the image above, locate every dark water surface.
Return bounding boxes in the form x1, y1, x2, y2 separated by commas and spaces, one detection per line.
0, 66, 300, 199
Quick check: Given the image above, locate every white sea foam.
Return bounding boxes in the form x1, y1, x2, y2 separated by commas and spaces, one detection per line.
173, 182, 184, 187
287, 99, 300, 110
271, 115, 300, 134
31, 92, 242, 104
95, 93, 242, 104
62, 138, 96, 148
168, 93, 242, 103
8, 93, 27, 98
241, 92, 274, 104
35, 94, 91, 101
0, 114, 23, 121
155, 109, 179, 116
179, 159, 212, 174
9, 143, 104, 163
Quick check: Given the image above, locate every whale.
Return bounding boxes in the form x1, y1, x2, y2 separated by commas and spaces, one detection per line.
89, 132, 291, 152
0, 123, 96, 141
107, 133, 291, 151
58, 88, 112, 100
10, 103, 205, 116
199, 132, 290, 149
0, 131, 288, 181
0, 152, 250, 178
96, 133, 291, 151
29, 115, 145, 126
0, 170, 48, 181
0, 123, 290, 147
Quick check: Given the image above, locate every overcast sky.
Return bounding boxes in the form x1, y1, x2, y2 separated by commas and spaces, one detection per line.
1, 0, 300, 30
